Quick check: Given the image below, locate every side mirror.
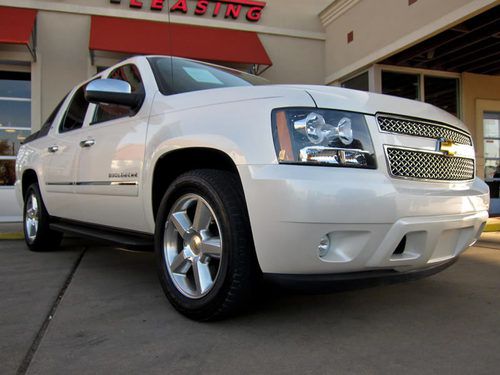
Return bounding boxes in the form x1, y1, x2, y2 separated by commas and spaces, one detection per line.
85, 79, 144, 108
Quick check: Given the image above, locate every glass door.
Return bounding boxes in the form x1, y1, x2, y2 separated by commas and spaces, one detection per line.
0, 71, 31, 221
0, 71, 31, 187
483, 111, 500, 216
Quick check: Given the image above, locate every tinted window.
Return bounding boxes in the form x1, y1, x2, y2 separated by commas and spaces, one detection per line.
148, 57, 269, 95
93, 64, 145, 124
342, 72, 369, 91
424, 76, 459, 118
382, 71, 420, 100
41, 96, 67, 136
60, 85, 90, 133
0, 71, 31, 98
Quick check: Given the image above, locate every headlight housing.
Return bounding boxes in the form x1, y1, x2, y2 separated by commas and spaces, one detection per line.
272, 108, 376, 169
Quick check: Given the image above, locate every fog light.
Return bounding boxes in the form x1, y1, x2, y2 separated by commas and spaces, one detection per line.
318, 235, 330, 258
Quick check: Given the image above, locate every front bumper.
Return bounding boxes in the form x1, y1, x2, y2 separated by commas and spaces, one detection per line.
238, 164, 489, 274
264, 257, 457, 293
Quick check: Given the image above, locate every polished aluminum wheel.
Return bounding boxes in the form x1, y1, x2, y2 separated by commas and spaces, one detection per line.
25, 193, 39, 243
164, 194, 223, 299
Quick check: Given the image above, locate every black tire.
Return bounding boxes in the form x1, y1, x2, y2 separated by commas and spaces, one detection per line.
155, 169, 259, 321
23, 183, 63, 252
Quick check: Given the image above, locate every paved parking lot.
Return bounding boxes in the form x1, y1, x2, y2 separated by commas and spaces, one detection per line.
1, 235, 499, 375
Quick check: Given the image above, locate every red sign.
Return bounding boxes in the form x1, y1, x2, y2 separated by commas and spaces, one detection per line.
110, 0, 267, 22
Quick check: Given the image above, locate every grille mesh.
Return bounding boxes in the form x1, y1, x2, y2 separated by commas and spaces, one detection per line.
387, 147, 474, 181
377, 115, 472, 146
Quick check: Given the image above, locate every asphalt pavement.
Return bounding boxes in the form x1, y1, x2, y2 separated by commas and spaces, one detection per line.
1, 234, 499, 375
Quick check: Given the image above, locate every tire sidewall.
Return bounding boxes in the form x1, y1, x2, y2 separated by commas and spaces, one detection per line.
23, 183, 61, 251
155, 173, 237, 313
24, 184, 44, 246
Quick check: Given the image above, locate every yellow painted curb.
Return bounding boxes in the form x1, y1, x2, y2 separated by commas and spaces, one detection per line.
484, 222, 500, 232
0, 232, 24, 240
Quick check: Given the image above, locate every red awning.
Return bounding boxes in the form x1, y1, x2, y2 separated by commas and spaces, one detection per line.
0, 7, 37, 45
89, 16, 272, 66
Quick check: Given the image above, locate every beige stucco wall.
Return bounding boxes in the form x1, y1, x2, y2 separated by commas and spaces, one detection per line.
259, 34, 324, 84
462, 72, 500, 177
323, 0, 498, 84
1, 0, 330, 35
33, 12, 91, 130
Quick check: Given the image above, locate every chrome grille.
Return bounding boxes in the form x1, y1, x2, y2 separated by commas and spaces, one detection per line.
377, 115, 472, 146
386, 147, 475, 181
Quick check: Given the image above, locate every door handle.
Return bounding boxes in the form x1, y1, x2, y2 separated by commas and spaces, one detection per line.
79, 139, 96, 148
48, 145, 59, 153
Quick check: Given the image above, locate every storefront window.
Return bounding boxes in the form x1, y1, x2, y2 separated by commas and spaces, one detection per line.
380, 69, 460, 118
424, 76, 459, 118
382, 71, 419, 100
483, 112, 500, 182
0, 71, 31, 187
342, 72, 369, 91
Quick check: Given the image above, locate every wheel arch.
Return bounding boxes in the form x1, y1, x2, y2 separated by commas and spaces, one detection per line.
151, 147, 245, 220
21, 169, 39, 199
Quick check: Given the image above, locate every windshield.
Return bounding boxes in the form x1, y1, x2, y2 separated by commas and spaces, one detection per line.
148, 57, 269, 96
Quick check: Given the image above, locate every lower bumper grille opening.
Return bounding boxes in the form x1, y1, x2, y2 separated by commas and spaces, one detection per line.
392, 236, 407, 256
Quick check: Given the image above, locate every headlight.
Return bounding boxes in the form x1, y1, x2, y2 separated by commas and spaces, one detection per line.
272, 108, 376, 169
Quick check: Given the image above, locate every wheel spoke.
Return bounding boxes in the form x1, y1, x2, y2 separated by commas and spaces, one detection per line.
164, 193, 224, 299
170, 211, 192, 239
31, 196, 38, 213
192, 259, 213, 295
200, 237, 222, 259
25, 193, 40, 242
192, 199, 213, 231
26, 218, 32, 235
29, 219, 36, 237
170, 250, 191, 275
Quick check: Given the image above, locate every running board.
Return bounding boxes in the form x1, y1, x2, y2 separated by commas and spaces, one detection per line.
50, 220, 154, 250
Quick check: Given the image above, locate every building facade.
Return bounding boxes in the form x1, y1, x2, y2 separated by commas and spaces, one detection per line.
0, 0, 498, 220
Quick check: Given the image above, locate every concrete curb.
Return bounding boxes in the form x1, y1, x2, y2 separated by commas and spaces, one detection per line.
484, 222, 500, 232
0, 233, 24, 240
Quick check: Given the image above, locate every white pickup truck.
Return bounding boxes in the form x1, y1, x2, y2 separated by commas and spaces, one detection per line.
16, 56, 489, 320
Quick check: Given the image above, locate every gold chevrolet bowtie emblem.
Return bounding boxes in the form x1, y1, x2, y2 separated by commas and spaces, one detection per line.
436, 138, 474, 159
439, 140, 457, 156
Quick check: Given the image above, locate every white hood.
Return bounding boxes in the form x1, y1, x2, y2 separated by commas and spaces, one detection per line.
278, 85, 469, 133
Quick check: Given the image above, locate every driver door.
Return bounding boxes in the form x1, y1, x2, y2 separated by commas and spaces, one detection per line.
72, 63, 150, 232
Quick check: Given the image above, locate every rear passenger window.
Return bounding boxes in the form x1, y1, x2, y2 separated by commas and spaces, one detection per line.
40, 95, 67, 137
92, 64, 144, 125
60, 85, 89, 133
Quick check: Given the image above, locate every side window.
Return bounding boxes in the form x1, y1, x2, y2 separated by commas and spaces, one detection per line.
60, 85, 90, 133
93, 64, 144, 125
40, 95, 68, 137
23, 95, 68, 144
